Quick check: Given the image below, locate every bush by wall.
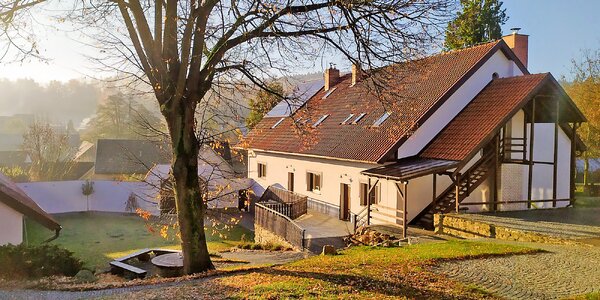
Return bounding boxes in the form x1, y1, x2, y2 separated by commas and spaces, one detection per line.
0, 244, 83, 279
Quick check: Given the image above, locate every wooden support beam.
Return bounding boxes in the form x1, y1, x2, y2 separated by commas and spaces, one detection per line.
552, 99, 559, 207
523, 110, 528, 162
395, 182, 404, 200
527, 98, 536, 209
432, 174, 437, 204
570, 123, 578, 206
493, 133, 500, 212
455, 173, 461, 213
403, 182, 408, 239
367, 179, 379, 195
367, 178, 371, 225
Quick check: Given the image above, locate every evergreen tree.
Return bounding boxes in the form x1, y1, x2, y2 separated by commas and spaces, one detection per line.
445, 0, 508, 50
83, 93, 164, 141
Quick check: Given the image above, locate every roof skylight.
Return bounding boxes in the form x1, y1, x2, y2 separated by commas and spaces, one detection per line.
372, 111, 391, 127
271, 117, 285, 129
313, 115, 329, 127
341, 114, 354, 125
322, 87, 337, 99
352, 113, 367, 124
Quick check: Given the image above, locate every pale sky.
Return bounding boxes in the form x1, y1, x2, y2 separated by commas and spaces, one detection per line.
1, 0, 599, 83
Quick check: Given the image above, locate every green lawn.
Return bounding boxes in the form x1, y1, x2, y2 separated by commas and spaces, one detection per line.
114, 240, 537, 299
25, 213, 253, 269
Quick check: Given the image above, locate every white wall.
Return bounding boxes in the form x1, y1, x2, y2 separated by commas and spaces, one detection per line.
397, 50, 524, 159
250, 151, 454, 224
0, 201, 24, 245
18, 181, 161, 215
249, 151, 383, 217
520, 122, 572, 209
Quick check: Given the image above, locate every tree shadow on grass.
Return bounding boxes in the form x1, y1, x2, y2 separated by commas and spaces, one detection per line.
246, 267, 473, 299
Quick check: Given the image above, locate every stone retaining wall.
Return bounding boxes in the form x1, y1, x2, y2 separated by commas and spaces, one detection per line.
434, 214, 581, 245
254, 224, 297, 250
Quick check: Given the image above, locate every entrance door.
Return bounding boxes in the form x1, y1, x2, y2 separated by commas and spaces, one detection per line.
339, 183, 350, 221
288, 172, 294, 192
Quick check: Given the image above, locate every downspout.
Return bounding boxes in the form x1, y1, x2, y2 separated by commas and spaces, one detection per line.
43, 226, 62, 243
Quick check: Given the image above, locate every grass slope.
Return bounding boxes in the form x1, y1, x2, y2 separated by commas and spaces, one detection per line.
25, 213, 253, 269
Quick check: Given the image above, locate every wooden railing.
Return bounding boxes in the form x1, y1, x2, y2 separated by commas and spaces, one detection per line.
500, 137, 526, 162
351, 205, 369, 232
259, 185, 307, 219
255, 203, 306, 250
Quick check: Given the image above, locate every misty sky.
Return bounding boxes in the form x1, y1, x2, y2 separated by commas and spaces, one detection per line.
0, 0, 599, 83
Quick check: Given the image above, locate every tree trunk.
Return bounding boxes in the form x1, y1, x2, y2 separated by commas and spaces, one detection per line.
584, 156, 589, 187
166, 96, 214, 274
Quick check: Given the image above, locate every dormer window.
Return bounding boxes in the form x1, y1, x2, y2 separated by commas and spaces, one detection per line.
322, 87, 337, 99
352, 113, 367, 124
313, 115, 329, 127
271, 117, 285, 129
372, 111, 391, 127
341, 114, 354, 125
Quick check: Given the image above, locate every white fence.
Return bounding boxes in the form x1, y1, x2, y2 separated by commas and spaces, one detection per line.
17, 178, 259, 216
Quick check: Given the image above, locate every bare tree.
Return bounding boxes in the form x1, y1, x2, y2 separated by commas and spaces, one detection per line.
2, 0, 452, 274
22, 121, 77, 181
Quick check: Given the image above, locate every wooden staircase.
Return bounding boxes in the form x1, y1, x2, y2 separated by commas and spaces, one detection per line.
413, 153, 496, 229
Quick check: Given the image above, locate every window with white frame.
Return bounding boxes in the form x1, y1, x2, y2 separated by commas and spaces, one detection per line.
306, 171, 322, 193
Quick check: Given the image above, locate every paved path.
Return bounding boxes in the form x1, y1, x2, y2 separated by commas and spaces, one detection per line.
432, 241, 600, 299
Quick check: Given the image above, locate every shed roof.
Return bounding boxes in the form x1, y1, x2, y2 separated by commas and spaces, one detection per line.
95, 139, 170, 175
361, 158, 458, 181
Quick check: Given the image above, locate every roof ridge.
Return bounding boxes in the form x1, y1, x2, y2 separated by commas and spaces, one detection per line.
415, 40, 501, 62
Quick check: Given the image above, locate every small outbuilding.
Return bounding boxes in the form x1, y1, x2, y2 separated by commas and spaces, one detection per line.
0, 172, 61, 245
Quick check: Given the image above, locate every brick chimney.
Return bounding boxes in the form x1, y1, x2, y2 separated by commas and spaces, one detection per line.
324, 65, 340, 91
502, 28, 529, 68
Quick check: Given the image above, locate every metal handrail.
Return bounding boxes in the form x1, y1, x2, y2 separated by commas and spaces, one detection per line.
255, 202, 305, 231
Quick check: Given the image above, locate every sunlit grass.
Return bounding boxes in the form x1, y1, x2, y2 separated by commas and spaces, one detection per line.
25, 212, 253, 269
218, 240, 537, 299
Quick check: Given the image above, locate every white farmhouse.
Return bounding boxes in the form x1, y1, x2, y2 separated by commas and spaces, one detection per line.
239, 32, 586, 232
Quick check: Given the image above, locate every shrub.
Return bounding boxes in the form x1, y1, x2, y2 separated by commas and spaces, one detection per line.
0, 244, 83, 279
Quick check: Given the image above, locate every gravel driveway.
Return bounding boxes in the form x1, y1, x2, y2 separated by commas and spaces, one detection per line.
432, 241, 600, 299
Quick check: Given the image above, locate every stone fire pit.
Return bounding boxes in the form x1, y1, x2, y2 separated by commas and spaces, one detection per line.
151, 252, 184, 277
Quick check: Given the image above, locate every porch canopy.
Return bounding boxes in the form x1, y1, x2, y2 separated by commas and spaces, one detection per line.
361, 158, 459, 181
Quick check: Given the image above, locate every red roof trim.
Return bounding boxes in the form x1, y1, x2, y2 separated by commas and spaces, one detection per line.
375, 41, 522, 163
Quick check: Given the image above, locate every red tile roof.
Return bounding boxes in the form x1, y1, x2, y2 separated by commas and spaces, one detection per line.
241, 41, 510, 163
420, 73, 550, 161
0, 173, 60, 231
